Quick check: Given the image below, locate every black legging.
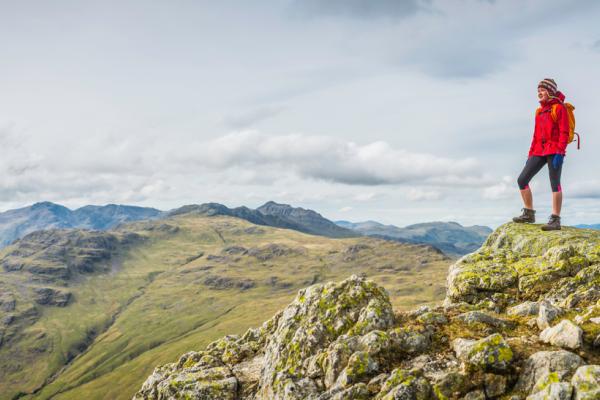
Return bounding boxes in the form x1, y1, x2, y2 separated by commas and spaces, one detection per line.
517, 155, 562, 192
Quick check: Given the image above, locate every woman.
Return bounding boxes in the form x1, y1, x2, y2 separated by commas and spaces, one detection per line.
513, 78, 571, 231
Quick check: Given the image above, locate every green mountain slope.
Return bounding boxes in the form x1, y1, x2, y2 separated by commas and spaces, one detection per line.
0, 213, 451, 400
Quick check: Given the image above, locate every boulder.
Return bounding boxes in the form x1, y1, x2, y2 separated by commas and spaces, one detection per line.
416, 311, 448, 325
452, 333, 513, 372
462, 390, 486, 400
134, 353, 238, 400
374, 368, 432, 400
259, 276, 395, 399
455, 311, 512, 328
334, 351, 378, 389
507, 301, 539, 317
537, 301, 562, 330
515, 350, 583, 393
571, 365, 600, 400
539, 320, 583, 350
484, 373, 507, 398
526, 382, 573, 400
430, 370, 471, 399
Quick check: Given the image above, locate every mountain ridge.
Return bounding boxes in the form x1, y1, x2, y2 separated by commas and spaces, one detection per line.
0, 202, 163, 248
0, 201, 492, 256
336, 219, 492, 256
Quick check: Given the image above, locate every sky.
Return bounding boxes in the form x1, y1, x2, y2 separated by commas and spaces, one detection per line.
1, 0, 600, 228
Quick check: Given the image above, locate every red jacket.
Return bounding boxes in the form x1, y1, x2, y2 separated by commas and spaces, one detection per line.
528, 91, 571, 157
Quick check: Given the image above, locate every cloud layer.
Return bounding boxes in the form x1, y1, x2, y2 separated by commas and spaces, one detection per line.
196, 131, 481, 185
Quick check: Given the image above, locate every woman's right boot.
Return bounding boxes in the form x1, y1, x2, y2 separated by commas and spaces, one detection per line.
513, 208, 536, 223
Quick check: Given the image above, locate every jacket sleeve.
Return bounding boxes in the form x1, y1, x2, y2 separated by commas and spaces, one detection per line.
556, 104, 570, 154
528, 113, 538, 157
528, 135, 535, 157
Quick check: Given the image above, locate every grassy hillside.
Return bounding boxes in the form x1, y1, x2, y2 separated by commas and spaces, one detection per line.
0, 214, 452, 400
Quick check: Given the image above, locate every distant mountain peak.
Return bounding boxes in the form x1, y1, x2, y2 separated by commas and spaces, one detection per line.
31, 201, 67, 210
169, 201, 356, 239
337, 219, 492, 256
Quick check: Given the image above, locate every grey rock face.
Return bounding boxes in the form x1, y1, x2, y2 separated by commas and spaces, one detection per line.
445, 223, 600, 307
32, 287, 72, 307
133, 275, 396, 400
537, 301, 562, 330
539, 320, 583, 350
452, 334, 513, 372
462, 390, 486, 400
571, 365, 600, 400
135, 353, 238, 400
375, 368, 432, 400
484, 373, 507, 398
455, 311, 512, 328
0, 294, 16, 312
515, 351, 584, 394
526, 382, 573, 400
259, 276, 395, 399
507, 301, 539, 317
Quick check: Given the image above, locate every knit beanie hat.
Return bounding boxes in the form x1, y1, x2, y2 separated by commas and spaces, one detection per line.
538, 78, 558, 96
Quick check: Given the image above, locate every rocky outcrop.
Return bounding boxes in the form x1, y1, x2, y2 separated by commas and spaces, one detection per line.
134, 276, 399, 400
135, 223, 600, 400
32, 287, 72, 307
1, 229, 143, 283
446, 223, 600, 308
0, 293, 16, 312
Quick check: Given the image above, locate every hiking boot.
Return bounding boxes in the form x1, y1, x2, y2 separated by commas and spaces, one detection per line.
541, 214, 561, 231
513, 208, 536, 223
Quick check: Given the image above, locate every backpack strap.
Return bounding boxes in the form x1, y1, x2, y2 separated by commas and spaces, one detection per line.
550, 104, 559, 123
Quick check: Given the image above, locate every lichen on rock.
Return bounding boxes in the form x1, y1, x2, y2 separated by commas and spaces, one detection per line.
452, 333, 513, 372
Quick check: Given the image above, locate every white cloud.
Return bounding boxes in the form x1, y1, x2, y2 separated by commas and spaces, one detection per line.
483, 176, 514, 200
193, 131, 482, 186
568, 181, 600, 199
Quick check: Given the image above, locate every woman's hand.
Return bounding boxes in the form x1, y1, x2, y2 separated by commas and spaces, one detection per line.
552, 154, 564, 169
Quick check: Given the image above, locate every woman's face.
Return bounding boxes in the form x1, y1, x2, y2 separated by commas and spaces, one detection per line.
538, 87, 550, 102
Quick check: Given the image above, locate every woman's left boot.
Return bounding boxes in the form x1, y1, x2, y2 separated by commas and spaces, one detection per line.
541, 214, 561, 231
